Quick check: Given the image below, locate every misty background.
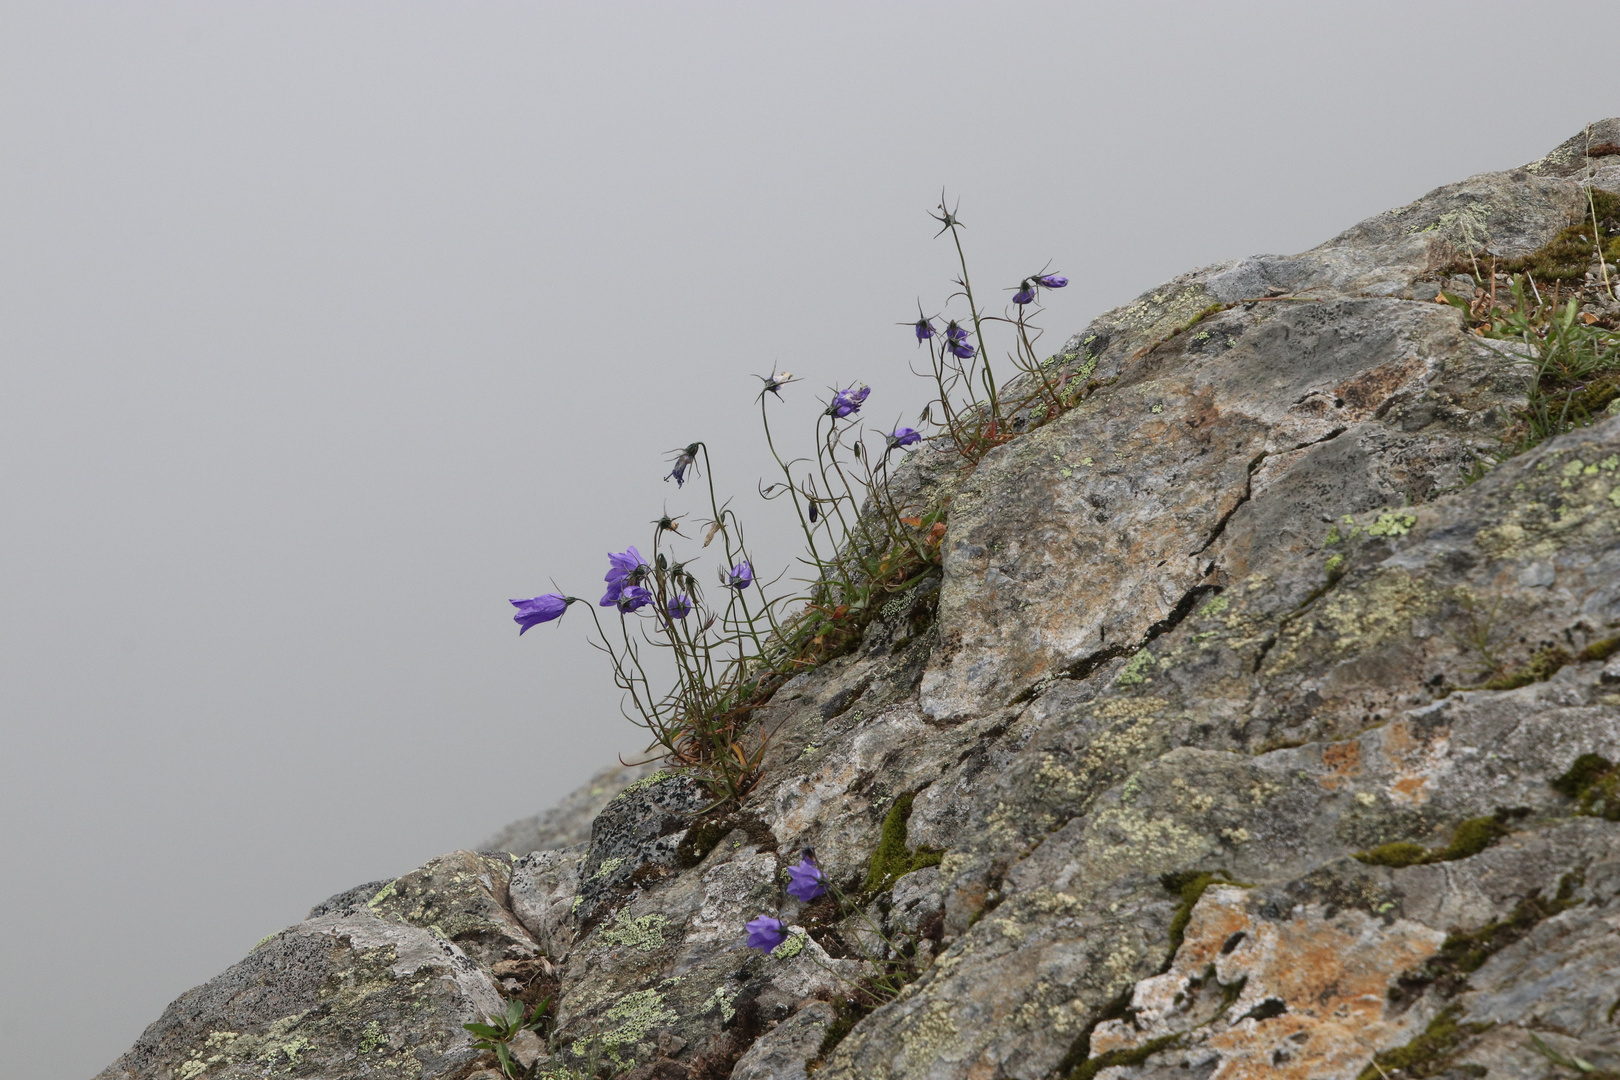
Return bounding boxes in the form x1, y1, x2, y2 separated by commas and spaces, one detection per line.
2, 2, 1615, 1076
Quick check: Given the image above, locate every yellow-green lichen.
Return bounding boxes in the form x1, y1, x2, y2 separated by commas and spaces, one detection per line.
1115, 650, 1159, 688
598, 912, 668, 952
358, 1020, 386, 1053
702, 986, 739, 1022
592, 856, 625, 880
592, 987, 679, 1061
773, 928, 807, 958
611, 770, 673, 801
1199, 594, 1230, 618
367, 880, 398, 908
1367, 510, 1417, 537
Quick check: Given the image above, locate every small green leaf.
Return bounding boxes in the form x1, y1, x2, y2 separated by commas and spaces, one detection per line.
463, 1022, 501, 1039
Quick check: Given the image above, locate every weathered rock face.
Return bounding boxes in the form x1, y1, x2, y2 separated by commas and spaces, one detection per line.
101, 121, 1620, 1080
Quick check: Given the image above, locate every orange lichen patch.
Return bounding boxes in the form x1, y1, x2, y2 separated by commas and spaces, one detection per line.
1087, 885, 1445, 1080
1370, 719, 1450, 807
1332, 354, 1429, 420
1317, 741, 1362, 791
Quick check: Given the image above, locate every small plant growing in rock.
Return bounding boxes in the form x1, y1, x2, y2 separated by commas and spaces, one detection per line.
464, 996, 551, 1079
508, 199, 1075, 803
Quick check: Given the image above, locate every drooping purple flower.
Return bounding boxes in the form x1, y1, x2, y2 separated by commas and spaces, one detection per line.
665, 443, 699, 487
808, 500, 820, 523
600, 547, 648, 606
616, 585, 653, 613
829, 385, 871, 419
914, 318, 935, 341
944, 321, 969, 342
786, 853, 827, 902
1012, 281, 1035, 306
887, 427, 922, 450
510, 594, 569, 635
744, 915, 787, 952
949, 339, 976, 360
667, 594, 692, 620
723, 562, 754, 589
1036, 273, 1068, 289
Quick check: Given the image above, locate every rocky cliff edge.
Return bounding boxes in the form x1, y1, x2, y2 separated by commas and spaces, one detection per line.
100, 121, 1620, 1080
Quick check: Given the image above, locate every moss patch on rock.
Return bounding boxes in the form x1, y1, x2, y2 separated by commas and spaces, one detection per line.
865, 793, 944, 893
1553, 753, 1620, 820
1353, 815, 1512, 868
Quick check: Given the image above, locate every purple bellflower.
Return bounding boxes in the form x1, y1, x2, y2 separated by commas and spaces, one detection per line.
616, 585, 652, 613
510, 594, 569, 634
914, 318, 935, 341
723, 562, 754, 589
829, 385, 870, 419
666, 443, 700, 487
1037, 273, 1068, 289
943, 322, 976, 359
667, 594, 692, 620
601, 547, 648, 607
1012, 281, 1036, 306
887, 427, 922, 451
744, 915, 787, 952
785, 852, 827, 902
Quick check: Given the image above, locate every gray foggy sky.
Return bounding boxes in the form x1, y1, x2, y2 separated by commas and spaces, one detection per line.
2, 2, 1616, 1076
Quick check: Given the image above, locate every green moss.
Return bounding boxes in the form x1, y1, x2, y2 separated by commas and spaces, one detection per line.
675, 820, 728, 868
1578, 635, 1620, 662
1353, 816, 1510, 868
1159, 872, 1247, 958
1389, 873, 1582, 1006
1441, 816, 1511, 860
1481, 644, 1572, 690
864, 793, 945, 893
814, 996, 871, 1064
1356, 1004, 1492, 1080
1071, 1034, 1184, 1080
1489, 189, 1620, 283
1353, 841, 1432, 868
1552, 753, 1620, 820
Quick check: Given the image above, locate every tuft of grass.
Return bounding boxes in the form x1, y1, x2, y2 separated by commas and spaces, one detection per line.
464, 996, 551, 1079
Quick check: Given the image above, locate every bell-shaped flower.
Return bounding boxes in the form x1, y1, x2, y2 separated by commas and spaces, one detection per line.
744, 915, 787, 952
615, 585, 653, 613
510, 594, 569, 635
829, 385, 870, 419
914, 318, 935, 341
1036, 273, 1068, 288
600, 547, 648, 607
785, 853, 827, 902
667, 594, 692, 620
887, 427, 922, 451
1012, 281, 1035, 306
723, 562, 754, 589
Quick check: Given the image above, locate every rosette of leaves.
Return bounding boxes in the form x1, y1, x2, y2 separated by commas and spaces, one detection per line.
463, 996, 551, 1078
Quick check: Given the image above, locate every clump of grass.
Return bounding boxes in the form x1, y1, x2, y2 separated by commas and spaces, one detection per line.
464, 996, 551, 1079
514, 199, 1085, 805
